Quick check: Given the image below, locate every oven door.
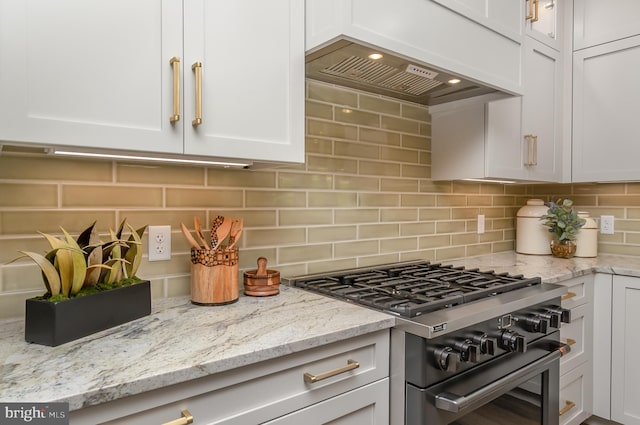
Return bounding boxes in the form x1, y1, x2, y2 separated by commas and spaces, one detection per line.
406, 336, 565, 425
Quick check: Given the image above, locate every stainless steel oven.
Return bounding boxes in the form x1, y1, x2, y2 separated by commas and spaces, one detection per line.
287, 260, 570, 425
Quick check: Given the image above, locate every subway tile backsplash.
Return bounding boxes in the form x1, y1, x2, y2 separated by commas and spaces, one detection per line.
1, 80, 639, 319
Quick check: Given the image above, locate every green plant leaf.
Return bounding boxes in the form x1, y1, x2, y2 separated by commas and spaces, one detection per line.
62, 228, 88, 296
39, 232, 75, 297
84, 245, 103, 286
18, 251, 62, 296
124, 223, 143, 279
75, 220, 97, 249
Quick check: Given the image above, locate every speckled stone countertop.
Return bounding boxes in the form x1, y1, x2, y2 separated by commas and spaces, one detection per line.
0, 286, 394, 411
447, 252, 640, 283
2, 252, 639, 412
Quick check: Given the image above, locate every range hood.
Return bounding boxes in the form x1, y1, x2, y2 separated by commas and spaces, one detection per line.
306, 40, 500, 106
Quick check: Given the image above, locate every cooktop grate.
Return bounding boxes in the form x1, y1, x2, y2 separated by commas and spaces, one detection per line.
291, 261, 541, 318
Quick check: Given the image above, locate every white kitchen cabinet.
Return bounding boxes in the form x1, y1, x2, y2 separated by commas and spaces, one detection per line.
525, 0, 562, 51
0, 0, 182, 154
554, 273, 594, 425
431, 36, 562, 182
263, 379, 388, 425
559, 362, 592, 425
611, 275, 640, 425
592, 273, 640, 424
574, 0, 640, 51
572, 35, 640, 182
0, 0, 304, 164
305, 0, 524, 96
70, 330, 390, 425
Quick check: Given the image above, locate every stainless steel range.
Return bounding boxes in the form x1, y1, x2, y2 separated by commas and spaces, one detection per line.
287, 260, 571, 425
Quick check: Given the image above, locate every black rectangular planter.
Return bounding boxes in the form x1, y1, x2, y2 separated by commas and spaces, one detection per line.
25, 281, 151, 347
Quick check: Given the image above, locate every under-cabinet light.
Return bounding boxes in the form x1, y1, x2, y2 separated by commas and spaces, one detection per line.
53, 150, 251, 168
368, 53, 383, 60
448, 78, 461, 85
463, 178, 517, 184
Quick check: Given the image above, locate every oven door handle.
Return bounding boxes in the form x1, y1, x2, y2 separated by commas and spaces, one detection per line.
434, 349, 562, 414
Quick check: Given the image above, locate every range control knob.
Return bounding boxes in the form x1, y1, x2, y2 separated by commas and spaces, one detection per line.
469, 332, 496, 355
499, 329, 527, 353
433, 346, 460, 372
538, 311, 561, 328
522, 315, 550, 334
546, 306, 571, 324
452, 339, 479, 363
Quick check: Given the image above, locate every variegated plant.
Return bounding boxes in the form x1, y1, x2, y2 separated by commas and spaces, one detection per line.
12, 219, 147, 300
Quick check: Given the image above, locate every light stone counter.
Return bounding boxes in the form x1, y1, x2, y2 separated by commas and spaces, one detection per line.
447, 252, 640, 283
0, 285, 394, 411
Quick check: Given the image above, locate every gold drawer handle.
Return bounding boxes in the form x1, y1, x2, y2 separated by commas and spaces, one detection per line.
169, 56, 181, 123
559, 400, 576, 416
304, 359, 360, 384
162, 409, 193, 425
565, 338, 576, 346
561, 291, 577, 301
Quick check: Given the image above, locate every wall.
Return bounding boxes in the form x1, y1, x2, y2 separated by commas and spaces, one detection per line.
0, 80, 639, 319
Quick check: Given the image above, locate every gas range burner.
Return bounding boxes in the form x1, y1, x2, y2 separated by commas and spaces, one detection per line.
290, 261, 541, 318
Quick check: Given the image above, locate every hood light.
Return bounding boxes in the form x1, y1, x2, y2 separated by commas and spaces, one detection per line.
53, 150, 251, 168
448, 78, 461, 85
368, 53, 383, 60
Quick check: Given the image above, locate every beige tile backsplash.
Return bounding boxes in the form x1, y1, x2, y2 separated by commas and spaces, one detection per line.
1, 79, 640, 319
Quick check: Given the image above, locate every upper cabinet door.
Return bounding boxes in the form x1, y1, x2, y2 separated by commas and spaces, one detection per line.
0, 0, 183, 153
525, 0, 561, 50
183, 0, 304, 163
431, 0, 523, 39
574, 0, 640, 50
521, 37, 562, 181
572, 36, 640, 182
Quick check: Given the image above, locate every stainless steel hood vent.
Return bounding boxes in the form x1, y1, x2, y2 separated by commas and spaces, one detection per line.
306, 40, 498, 106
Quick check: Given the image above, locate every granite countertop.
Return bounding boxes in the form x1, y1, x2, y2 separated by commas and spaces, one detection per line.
447, 252, 640, 283
2, 252, 640, 412
0, 286, 394, 411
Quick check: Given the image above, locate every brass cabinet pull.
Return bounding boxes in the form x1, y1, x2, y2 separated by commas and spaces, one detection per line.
525, 0, 534, 20
561, 291, 577, 301
162, 409, 193, 425
565, 338, 576, 346
192, 61, 203, 127
524, 134, 537, 166
304, 359, 360, 384
559, 400, 576, 416
532, 0, 540, 22
170, 57, 181, 123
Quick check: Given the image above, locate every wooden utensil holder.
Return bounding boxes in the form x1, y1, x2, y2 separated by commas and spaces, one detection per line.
190, 246, 239, 305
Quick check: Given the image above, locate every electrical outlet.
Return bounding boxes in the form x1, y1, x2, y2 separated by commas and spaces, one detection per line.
477, 214, 485, 234
600, 215, 615, 235
148, 225, 171, 261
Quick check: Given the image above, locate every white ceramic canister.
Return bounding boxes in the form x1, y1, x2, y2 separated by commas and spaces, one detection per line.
575, 212, 598, 257
516, 199, 552, 255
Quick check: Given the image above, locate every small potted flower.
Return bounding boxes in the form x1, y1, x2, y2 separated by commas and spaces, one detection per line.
540, 198, 586, 258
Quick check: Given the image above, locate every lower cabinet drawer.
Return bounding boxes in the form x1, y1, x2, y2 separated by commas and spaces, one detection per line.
559, 362, 592, 425
560, 303, 590, 375
71, 330, 390, 425
555, 274, 594, 310
264, 378, 389, 425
